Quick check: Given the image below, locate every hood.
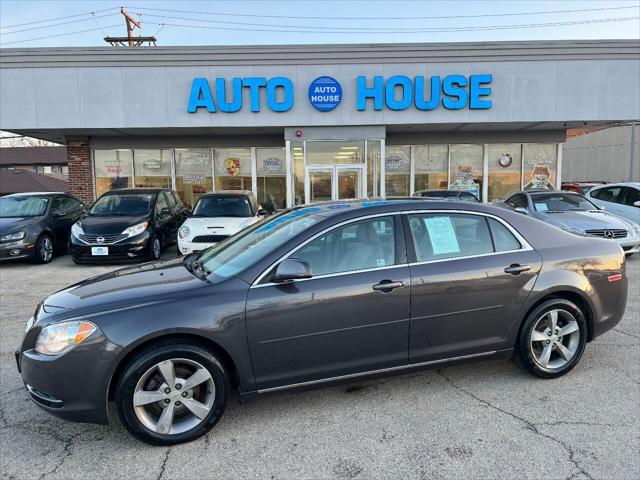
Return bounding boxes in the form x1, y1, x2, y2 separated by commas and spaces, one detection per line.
537, 210, 631, 231
183, 216, 256, 237
39, 257, 209, 321
0, 216, 39, 235
80, 214, 149, 235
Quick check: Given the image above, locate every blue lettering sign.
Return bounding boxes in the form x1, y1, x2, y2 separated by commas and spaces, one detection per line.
414, 76, 440, 111
308, 76, 342, 112
442, 75, 468, 110
357, 76, 384, 111
215, 78, 242, 113
385, 75, 413, 110
267, 77, 294, 112
469, 74, 493, 109
242, 77, 267, 112
187, 78, 216, 113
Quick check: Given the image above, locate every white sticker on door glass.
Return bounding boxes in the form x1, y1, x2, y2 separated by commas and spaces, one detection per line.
424, 217, 460, 255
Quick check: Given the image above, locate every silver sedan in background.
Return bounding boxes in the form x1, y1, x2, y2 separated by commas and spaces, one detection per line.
502, 190, 640, 256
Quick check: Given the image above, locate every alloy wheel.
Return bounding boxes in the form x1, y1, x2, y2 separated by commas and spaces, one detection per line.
530, 309, 581, 369
133, 358, 215, 435
153, 238, 161, 259
40, 236, 53, 262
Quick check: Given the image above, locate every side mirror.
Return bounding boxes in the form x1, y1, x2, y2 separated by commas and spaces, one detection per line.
160, 207, 171, 217
634, 201, 640, 208
272, 258, 312, 283
514, 207, 528, 215
257, 208, 268, 216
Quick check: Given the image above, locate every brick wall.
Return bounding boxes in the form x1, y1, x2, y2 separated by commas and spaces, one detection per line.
66, 140, 94, 203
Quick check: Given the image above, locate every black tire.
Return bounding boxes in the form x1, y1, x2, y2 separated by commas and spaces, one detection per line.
32, 233, 54, 264
115, 340, 229, 445
149, 235, 162, 261
517, 298, 587, 379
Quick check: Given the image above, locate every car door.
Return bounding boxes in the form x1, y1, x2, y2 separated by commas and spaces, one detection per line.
153, 192, 172, 243
405, 211, 542, 363
162, 191, 181, 241
49, 197, 80, 245
245, 215, 411, 390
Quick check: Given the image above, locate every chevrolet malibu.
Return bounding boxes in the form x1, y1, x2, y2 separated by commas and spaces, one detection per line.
16, 199, 628, 445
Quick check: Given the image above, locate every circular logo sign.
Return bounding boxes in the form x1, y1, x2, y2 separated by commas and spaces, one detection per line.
497, 153, 513, 168
308, 76, 342, 112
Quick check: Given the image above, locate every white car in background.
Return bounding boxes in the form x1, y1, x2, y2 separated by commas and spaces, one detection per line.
586, 182, 640, 224
177, 191, 267, 254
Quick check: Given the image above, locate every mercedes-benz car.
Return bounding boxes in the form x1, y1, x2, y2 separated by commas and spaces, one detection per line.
177, 191, 267, 254
16, 199, 628, 445
0, 192, 85, 263
504, 190, 640, 256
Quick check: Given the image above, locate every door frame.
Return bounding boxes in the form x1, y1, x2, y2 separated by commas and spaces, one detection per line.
305, 164, 366, 204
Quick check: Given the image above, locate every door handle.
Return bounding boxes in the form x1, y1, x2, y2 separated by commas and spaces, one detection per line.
504, 264, 531, 275
372, 280, 404, 292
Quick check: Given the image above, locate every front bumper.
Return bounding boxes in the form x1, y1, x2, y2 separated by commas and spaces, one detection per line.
177, 238, 217, 255
0, 239, 36, 261
16, 331, 122, 425
70, 231, 151, 263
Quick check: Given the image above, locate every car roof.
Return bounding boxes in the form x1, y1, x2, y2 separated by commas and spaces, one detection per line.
101, 188, 165, 195
590, 182, 640, 189
4, 191, 66, 197
199, 190, 254, 197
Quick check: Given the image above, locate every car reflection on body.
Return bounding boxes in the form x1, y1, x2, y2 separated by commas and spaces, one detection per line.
503, 190, 640, 256
17, 199, 628, 445
177, 191, 267, 255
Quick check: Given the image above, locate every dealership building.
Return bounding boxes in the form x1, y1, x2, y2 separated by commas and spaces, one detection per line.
1, 40, 638, 208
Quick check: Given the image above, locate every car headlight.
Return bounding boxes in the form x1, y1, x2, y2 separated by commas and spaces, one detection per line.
35, 321, 97, 355
0, 230, 25, 241
178, 225, 190, 239
71, 222, 84, 238
632, 223, 640, 236
122, 222, 149, 238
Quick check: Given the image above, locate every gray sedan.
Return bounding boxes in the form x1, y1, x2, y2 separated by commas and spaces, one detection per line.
504, 190, 640, 256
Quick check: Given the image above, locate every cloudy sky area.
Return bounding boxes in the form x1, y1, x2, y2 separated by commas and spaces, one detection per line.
0, 0, 638, 48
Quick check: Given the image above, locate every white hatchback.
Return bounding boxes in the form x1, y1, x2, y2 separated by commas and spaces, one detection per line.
177, 191, 267, 254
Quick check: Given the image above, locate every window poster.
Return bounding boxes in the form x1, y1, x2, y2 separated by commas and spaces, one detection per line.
424, 217, 460, 255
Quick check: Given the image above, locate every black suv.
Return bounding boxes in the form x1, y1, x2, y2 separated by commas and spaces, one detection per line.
70, 188, 189, 263
0, 192, 86, 263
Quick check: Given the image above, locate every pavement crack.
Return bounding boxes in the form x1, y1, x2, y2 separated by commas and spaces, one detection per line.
158, 447, 171, 480
436, 369, 594, 480
38, 428, 91, 480
613, 328, 640, 340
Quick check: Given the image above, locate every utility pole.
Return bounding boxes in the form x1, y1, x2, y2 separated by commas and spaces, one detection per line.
104, 7, 156, 47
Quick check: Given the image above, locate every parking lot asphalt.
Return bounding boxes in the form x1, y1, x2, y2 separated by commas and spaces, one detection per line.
0, 249, 638, 480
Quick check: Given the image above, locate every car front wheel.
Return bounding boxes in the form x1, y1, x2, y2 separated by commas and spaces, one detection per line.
517, 299, 587, 379
32, 233, 54, 264
115, 341, 229, 445
150, 235, 162, 261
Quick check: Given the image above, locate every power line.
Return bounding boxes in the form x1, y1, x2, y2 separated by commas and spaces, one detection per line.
144, 16, 639, 35
0, 24, 121, 46
0, 12, 120, 36
0, 7, 116, 29
126, 4, 639, 21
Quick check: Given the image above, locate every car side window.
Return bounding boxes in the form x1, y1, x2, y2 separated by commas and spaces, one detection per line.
52, 197, 79, 215
155, 193, 169, 216
408, 213, 494, 262
291, 217, 396, 276
163, 191, 177, 210
507, 194, 527, 209
591, 186, 622, 203
621, 187, 640, 207
488, 218, 521, 252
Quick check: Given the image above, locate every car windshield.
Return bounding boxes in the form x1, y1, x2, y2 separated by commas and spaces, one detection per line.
192, 195, 253, 218
199, 207, 323, 281
89, 193, 153, 216
532, 193, 597, 212
0, 196, 49, 217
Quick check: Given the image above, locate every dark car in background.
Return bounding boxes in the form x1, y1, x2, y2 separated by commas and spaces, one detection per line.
0, 192, 85, 263
17, 199, 627, 445
69, 188, 189, 263
413, 189, 479, 202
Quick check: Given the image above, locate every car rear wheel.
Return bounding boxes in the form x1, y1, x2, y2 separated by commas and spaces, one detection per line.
115, 341, 228, 445
32, 233, 54, 264
517, 299, 587, 379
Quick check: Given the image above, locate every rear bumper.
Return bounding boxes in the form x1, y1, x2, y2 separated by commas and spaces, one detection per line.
16, 333, 122, 425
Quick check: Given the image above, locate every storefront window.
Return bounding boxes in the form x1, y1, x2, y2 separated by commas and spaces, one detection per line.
133, 150, 172, 189
306, 141, 363, 165
291, 143, 304, 206
449, 144, 484, 201
523, 144, 558, 190
94, 150, 133, 197
414, 145, 448, 192
385, 146, 411, 197
175, 148, 213, 207
256, 148, 286, 212
367, 140, 381, 197
488, 144, 522, 202
213, 148, 251, 191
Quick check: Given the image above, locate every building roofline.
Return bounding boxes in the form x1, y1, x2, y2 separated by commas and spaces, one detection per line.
1, 39, 638, 68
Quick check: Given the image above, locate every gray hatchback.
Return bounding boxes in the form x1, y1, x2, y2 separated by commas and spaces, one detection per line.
16, 199, 628, 445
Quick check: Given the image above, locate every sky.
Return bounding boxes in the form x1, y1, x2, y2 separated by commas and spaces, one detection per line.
0, 0, 639, 48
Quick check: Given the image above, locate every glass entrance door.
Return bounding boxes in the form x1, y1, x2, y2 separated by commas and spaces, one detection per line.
307, 165, 364, 203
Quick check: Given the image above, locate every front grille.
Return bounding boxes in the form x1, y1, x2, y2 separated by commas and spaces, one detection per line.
585, 229, 627, 239
192, 235, 229, 243
79, 233, 127, 244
